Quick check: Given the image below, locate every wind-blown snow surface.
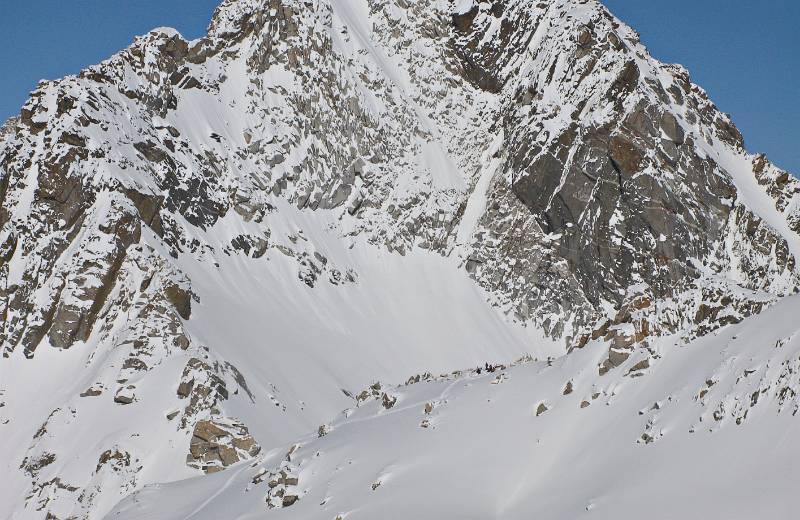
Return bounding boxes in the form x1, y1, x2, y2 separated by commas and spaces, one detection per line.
111, 297, 800, 519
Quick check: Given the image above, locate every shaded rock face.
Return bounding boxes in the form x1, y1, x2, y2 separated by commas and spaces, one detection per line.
507, 110, 736, 309
450, 0, 799, 337
450, 1, 518, 92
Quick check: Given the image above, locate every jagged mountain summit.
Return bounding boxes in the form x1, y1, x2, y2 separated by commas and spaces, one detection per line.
1, 0, 799, 518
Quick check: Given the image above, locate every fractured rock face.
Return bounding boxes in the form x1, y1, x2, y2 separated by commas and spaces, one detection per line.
187, 418, 260, 473
660, 112, 685, 144
262, 463, 302, 509
174, 356, 245, 426
452, 0, 798, 342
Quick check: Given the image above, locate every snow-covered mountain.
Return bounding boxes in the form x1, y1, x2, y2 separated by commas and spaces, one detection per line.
1, 0, 798, 518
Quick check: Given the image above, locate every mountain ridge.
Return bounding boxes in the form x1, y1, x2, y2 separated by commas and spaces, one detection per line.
1, 0, 799, 518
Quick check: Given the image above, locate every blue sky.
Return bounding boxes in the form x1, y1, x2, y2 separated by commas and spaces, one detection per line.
604, 0, 799, 174
0, 1, 797, 173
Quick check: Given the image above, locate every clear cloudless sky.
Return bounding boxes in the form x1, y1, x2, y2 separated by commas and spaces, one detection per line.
0, 1, 798, 173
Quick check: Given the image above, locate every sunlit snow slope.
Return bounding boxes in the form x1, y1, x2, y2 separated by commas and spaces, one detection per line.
111, 296, 800, 519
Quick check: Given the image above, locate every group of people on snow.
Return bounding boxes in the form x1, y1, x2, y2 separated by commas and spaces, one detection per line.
476, 362, 500, 374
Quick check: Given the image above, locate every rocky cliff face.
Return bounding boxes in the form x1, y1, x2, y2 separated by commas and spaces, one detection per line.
1, 0, 798, 518
454, 1, 799, 334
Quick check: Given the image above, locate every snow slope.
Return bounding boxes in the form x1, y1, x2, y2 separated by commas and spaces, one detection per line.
0, 200, 558, 518
110, 294, 800, 519
174, 200, 561, 448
